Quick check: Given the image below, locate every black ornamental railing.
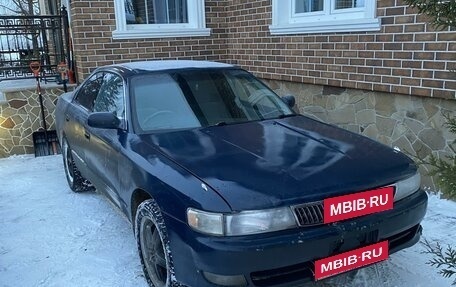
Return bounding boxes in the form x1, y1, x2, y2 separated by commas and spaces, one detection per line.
0, 6, 74, 82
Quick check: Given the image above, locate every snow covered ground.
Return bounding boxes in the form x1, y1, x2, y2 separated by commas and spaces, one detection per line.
0, 155, 455, 287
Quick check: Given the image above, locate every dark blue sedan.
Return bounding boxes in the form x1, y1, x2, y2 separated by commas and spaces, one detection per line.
56, 60, 427, 287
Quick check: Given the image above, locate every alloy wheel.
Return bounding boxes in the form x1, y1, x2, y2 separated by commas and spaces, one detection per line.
140, 218, 168, 287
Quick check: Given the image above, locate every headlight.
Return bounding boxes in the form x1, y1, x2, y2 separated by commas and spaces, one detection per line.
225, 208, 297, 236
394, 172, 421, 202
187, 207, 297, 236
187, 209, 224, 236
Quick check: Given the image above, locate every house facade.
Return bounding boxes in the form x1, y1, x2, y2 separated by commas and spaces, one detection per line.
3, 0, 455, 187
68, 1, 455, 95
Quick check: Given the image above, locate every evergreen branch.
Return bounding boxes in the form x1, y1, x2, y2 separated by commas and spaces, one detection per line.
422, 239, 456, 285
444, 114, 456, 135
404, 0, 456, 29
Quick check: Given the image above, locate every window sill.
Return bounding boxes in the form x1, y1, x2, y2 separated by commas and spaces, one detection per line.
112, 27, 211, 39
269, 18, 381, 35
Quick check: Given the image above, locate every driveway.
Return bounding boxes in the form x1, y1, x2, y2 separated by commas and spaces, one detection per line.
0, 155, 454, 287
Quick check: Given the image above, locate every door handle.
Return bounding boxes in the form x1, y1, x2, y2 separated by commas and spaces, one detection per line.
65, 114, 70, 122
84, 130, 90, 140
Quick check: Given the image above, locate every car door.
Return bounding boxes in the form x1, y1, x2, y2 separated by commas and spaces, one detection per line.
85, 72, 126, 209
64, 72, 104, 177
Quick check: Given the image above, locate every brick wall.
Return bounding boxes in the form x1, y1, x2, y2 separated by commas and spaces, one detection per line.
70, 0, 456, 100
224, 0, 456, 100
70, 0, 228, 81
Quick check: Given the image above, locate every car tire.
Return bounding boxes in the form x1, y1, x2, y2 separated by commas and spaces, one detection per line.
135, 199, 178, 287
62, 137, 94, 192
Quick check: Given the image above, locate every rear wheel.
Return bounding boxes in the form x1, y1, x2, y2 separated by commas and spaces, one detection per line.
62, 137, 93, 192
135, 199, 176, 287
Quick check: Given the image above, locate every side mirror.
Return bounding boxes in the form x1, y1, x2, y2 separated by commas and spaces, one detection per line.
88, 112, 120, 129
282, 95, 296, 108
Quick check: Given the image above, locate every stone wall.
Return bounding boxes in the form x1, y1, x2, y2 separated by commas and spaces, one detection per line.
265, 79, 456, 190
0, 84, 72, 157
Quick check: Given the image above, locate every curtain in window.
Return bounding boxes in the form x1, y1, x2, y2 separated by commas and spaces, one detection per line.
295, 0, 324, 13
125, 0, 188, 24
335, 0, 365, 9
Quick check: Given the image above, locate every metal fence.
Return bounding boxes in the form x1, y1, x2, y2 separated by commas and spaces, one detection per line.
0, 7, 72, 82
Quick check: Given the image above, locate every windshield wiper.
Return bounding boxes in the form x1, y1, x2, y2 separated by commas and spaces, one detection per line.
277, 114, 297, 119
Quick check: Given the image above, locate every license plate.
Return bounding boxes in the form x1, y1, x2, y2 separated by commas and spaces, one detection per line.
324, 186, 394, 224
314, 241, 389, 280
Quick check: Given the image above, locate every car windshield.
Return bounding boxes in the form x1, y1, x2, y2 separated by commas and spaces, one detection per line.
131, 68, 294, 132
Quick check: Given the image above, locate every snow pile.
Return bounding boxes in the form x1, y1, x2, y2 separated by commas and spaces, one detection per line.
0, 155, 455, 287
0, 155, 147, 287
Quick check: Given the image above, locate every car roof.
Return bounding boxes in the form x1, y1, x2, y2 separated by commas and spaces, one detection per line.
110, 60, 234, 74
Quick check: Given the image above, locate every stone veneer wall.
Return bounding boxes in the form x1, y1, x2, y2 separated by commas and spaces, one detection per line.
0, 86, 71, 157
265, 79, 456, 190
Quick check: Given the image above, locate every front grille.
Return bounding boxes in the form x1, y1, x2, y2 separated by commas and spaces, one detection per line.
292, 201, 324, 226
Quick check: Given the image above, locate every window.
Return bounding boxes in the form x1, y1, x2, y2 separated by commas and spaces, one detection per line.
224, 70, 290, 120
113, 0, 210, 39
93, 73, 125, 119
132, 74, 201, 131
125, 0, 188, 24
131, 69, 293, 133
74, 73, 104, 111
295, 0, 324, 13
270, 0, 380, 35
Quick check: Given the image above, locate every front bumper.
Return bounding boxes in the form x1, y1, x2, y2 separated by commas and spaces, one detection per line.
164, 189, 428, 287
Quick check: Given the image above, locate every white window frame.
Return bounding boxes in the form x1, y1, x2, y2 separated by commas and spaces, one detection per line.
113, 0, 210, 39
270, 0, 380, 35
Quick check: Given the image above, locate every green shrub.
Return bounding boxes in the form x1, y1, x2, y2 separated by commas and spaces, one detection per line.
419, 114, 456, 200
403, 1, 455, 284
422, 239, 456, 285
405, 0, 456, 29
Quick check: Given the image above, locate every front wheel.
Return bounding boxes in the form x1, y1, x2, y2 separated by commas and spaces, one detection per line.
135, 199, 176, 287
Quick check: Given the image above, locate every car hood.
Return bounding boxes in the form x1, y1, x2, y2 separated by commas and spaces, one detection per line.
138, 115, 416, 211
